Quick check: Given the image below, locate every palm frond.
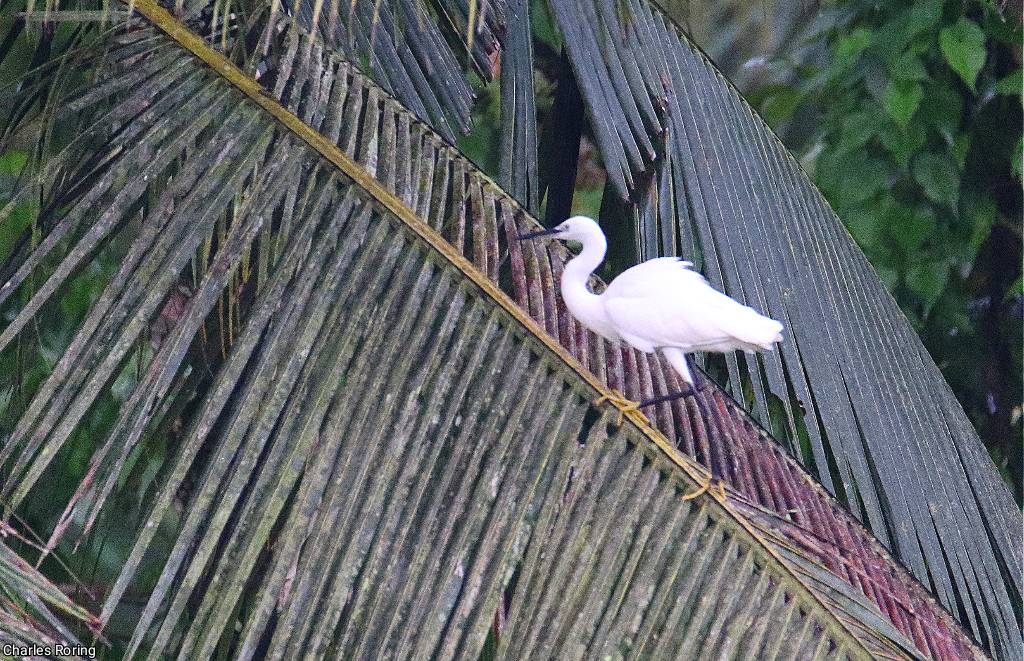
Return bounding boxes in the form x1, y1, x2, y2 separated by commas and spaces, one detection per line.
545, 0, 1023, 656
0, 534, 97, 657
0, 3, 990, 658
496, 0, 539, 213
279, 0, 500, 141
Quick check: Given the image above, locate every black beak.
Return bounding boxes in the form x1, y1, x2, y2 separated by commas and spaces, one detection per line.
518, 227, 562, 240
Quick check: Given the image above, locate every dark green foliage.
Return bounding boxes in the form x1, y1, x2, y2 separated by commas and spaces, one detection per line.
754, 0, 1023, 499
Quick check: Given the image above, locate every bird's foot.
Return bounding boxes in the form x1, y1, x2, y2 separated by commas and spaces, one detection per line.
681, 475, 727, 502
592, 392, 643, 427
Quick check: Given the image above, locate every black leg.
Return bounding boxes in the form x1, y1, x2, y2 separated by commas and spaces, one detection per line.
637, 378, 706, 409
637, 391, 688, 409
676, 374, 729, 503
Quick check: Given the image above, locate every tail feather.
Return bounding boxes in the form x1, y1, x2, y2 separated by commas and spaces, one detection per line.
732, 309, 783, 349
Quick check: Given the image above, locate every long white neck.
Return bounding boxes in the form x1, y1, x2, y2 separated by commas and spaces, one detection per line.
559, 227, 618, 341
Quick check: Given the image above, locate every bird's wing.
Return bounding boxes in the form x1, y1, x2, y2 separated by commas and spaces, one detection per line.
604, 260, 782, 353
604, 258, 699, 300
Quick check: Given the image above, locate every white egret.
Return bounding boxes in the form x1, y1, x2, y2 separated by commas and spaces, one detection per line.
520, 215, 783, 499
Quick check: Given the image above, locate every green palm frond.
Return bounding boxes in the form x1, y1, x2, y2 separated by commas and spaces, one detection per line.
282, 0, 501, 141
0, 4, 956, 657
0, 534, 97, 657
542, 0, 1022, 656
496, 0, 539, 212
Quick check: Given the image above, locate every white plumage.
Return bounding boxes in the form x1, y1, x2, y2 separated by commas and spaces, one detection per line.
520, 215, 783, 388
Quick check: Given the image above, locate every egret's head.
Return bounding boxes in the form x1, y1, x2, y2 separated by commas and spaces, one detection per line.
517, 216, 601, 243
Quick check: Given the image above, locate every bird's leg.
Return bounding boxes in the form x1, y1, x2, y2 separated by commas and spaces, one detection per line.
635, 370, 708, 409
652, 351, 712, 403
592, 391, 642, 427
636, 390, 689, 409
593, 360, 711, 426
